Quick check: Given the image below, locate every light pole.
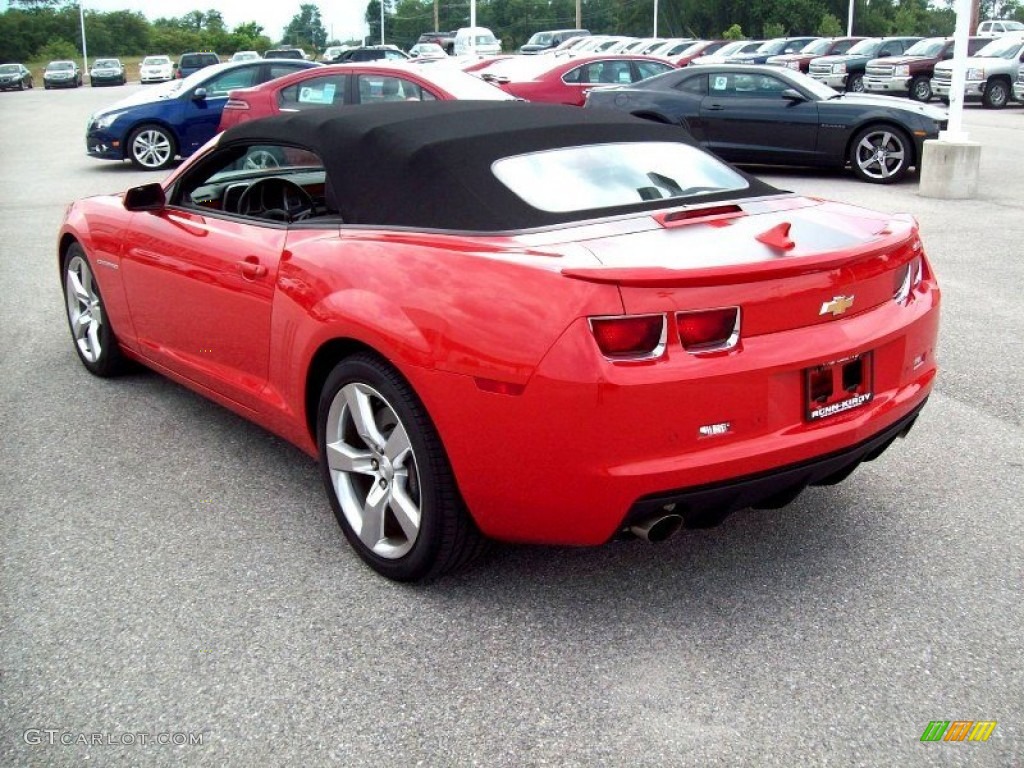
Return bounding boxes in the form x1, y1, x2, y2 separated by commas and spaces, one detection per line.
653, 0, 658, 37
79, 2, 89, 75
380, 0, 384, 45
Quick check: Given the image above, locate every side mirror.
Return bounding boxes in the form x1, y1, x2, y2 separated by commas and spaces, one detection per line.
192, 87, 207, 101
781, 88, 808, 102
124, 182, 166, 211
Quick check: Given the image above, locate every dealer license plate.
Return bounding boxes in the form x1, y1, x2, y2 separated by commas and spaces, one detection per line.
805, 353, 874, 422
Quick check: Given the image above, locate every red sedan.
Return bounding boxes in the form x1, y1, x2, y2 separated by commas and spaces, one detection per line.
218, 61, 513, 131
60, 101, 939, 581
480, 54, 675, 105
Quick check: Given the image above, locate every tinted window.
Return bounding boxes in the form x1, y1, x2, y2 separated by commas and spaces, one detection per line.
279, 75, 347, 109
267, 63, 308, 80
569, 59, 634, 84
492, 142, 749, 212
709, 72, 789, 96
356, 75, 438, 102
202, 67, 258, 96
635, 60, 673, 80
674, 74, 707, 95
832, 39, 859, 54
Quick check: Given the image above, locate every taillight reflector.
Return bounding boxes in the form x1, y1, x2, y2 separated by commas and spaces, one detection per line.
589, 315, 666, 359
675, 307, 740, 353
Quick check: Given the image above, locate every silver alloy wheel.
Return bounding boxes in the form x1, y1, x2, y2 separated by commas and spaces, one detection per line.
243, 150, 280, 170
64, 254, 104, 363
911, 77, 931, 102
854, 129, 906, 181
131, 128, 172, 168
324, 382, 422, 559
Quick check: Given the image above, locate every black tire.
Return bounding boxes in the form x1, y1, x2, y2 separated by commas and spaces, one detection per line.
127, 123, 177, 170
939, 96, 950, 105
909, 76, 931, 102
18, 80, 24, 91
849, 124, 912, 184
62, 243, 126, 377
981, 78, 1009, 109
317, 353, 485, 582
847, 73, 864, 93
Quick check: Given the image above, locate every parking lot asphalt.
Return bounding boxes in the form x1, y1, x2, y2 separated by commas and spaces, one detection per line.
1, 84, 1022, 767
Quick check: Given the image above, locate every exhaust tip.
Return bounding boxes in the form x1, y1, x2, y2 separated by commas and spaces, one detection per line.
629, 513, 684, 543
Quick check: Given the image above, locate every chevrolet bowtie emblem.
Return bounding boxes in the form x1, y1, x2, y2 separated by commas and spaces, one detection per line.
820, 295, 855, 316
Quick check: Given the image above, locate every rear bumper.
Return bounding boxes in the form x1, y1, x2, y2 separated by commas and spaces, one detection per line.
625, 399, 925, 530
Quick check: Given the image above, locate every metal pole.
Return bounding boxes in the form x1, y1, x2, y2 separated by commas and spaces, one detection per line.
942, 0, 972, 141
470, 0, 476, 55
576, 0, 581, 29
847, 0, 854, 36
380, 0, 384, 45
653, 0, 658, 37
79, 2, 88, 75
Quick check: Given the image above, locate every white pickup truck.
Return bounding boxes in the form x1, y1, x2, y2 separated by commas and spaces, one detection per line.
931, 33, 1024, 108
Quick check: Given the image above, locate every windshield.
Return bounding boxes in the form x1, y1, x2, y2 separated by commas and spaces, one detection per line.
801, 38, 834, 55
976, 36, 1024, 57
47, 62, 74, 71
528, 33, 553, 46
756, 39, 791, 54
0, 65, 18, 74
785, 68, 843, 99
903, 38, 945, 57
713, 41, 746, 57
847, 38, 882, 55
492, 142, 749, 212
94, 59, 119, 68
143, 56, 170, 65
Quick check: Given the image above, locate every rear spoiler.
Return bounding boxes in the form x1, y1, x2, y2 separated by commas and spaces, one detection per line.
561, 215, 920, 288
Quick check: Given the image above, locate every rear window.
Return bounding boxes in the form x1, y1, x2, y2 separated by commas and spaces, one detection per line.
181, 54, 219, 67
491, 142, 749, 213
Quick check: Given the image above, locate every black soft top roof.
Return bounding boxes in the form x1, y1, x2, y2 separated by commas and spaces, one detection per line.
220, 100, 780, 231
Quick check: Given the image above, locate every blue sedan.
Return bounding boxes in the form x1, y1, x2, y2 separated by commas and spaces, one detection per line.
86, 59, 319, 170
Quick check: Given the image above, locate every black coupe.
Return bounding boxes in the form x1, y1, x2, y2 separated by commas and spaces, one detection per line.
584, 64, 948, 183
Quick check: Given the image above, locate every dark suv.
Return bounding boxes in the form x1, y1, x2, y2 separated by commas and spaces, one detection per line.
416, 31, 456, 55
175, 52, 220, 79
335, 46, 411, 63
264, 48, 307, 60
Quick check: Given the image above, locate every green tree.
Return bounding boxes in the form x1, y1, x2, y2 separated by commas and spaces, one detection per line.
284, 4, 328, 51
37, 36, 78, 61
818, 12, 844, 34
722, 23, 745, 39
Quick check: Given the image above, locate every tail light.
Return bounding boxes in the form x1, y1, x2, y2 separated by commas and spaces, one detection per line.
224, 98, 250, 111
893, 257, 923, 305
589, 315, 666, 360
675, 307, 740, 353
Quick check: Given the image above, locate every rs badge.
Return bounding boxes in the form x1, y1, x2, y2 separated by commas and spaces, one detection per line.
820, 295, 855, 317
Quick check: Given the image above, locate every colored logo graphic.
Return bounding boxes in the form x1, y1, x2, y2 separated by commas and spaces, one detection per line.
920, 721, 997, 742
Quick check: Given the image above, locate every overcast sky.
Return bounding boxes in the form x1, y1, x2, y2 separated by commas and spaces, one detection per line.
1, 1, 371, 43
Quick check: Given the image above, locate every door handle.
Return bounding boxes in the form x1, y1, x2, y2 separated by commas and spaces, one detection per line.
238, 256, 267, 279
705, 103, 725, 111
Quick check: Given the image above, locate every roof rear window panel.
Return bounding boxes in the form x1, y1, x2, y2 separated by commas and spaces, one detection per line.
491, 142, 749, 213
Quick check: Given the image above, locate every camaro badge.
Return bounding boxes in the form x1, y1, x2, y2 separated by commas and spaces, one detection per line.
820, 295, 855, 317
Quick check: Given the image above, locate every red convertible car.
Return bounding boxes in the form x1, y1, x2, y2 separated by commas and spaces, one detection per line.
218, 61, 513, 131
59, 101, 940, 581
